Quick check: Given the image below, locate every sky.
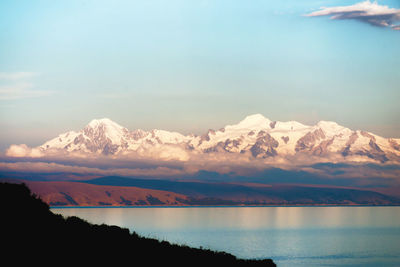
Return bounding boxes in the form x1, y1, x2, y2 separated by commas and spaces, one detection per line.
1, 0, 400, 150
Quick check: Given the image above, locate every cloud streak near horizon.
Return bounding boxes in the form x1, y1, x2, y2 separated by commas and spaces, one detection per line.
1, 148, 400, 185
0, 156, 399, 190
0, 72, 52, 100
306, 1, 400, 30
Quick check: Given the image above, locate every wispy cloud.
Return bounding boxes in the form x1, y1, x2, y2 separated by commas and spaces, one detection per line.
0, 72, 37, 80
0, 83, 53, 100
0, 71, 52, 100
305, 1, 400, 30
97, 93, 127, 99
0, 161, 186, 178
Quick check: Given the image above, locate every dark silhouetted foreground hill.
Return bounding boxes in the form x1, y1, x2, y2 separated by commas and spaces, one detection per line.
0, 182, 276, 266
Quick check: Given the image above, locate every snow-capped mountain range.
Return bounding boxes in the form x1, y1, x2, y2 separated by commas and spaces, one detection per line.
9, 114, 400, 164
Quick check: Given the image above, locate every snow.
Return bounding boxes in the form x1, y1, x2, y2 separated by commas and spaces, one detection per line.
350, 130, 372, 152
28, 114, 400, 163
150, 129, 191, 144
272, 121, 309, 132
85, 118, 128, 145
226, 114, 271, 131
316, 121, 350, 137
41, 131, 79, 150
373, 133, 400, 154
87, 118, 118, 128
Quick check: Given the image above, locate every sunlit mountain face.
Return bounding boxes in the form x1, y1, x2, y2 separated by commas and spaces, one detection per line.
2, 114, 400, 193
6, 114, 400, 163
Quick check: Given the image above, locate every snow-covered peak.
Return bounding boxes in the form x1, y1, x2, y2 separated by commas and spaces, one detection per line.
226, 114, 271, 131
316, 120, 348, 133
272, 121, 309, 132
86, 118, 122, 128
40, 130, 80, 150
84, 118, 129, 145
25, 114, 400, 163
150, 129, 190, 144
85, 118, 126, 132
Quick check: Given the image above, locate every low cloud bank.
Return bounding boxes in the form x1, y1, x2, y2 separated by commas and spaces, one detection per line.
1, 149, 400, 187
2, 139, 400, 187
0, 161, 186, 178
6, 144, 44, 158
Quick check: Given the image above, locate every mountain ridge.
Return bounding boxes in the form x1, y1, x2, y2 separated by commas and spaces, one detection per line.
6, 114, 400, 164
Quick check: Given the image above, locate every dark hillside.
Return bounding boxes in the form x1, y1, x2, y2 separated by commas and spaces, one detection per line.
0, 182, 275, 266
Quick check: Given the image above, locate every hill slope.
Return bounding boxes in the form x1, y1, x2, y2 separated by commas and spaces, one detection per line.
5, 177, 399, 206
1, 182, 275, 266
82, 176, 400, 206
24, 180, 189, 206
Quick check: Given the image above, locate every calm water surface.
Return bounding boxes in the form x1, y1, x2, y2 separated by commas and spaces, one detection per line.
52, 206, 400, 267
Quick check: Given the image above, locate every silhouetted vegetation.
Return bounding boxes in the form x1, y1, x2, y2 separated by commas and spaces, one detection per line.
1, 182, 275, 266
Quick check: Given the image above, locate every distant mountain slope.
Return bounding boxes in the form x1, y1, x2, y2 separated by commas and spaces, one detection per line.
80, 176, 400, 206
7, 114, 400, 164
4, 177, 399, 206
22, 180, 189, 206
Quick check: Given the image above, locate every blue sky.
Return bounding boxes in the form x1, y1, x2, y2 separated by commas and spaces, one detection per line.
1, 0, 399, 149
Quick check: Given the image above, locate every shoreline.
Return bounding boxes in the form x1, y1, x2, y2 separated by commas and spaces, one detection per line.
50, 204, 400, 209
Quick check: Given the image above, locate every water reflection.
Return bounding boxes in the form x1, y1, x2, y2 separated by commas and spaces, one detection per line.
53, 206, 400, 230
52, 207, 400, 266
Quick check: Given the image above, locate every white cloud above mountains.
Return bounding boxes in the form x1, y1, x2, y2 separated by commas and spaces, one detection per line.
306, 1, 400, 30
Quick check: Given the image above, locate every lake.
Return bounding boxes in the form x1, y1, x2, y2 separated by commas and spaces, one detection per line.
52, 206, 400, 267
